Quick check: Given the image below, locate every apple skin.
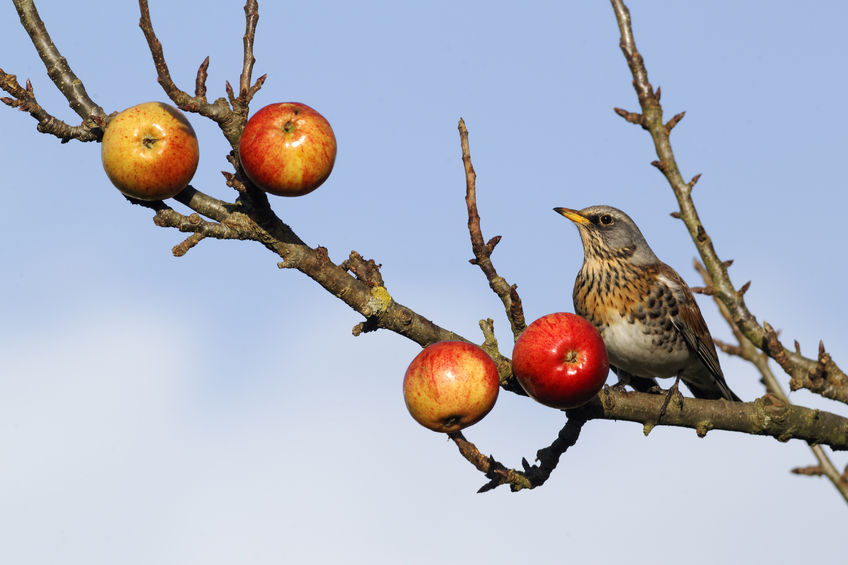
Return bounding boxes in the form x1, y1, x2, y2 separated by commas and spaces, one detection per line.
403, 341, 500, 433
238, 102, 337, 197
512, 312, 610, 409
101, 101, 199, 201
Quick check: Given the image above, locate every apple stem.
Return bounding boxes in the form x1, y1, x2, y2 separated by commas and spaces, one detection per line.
142, 134, 158, 149
564, 350, 579, 364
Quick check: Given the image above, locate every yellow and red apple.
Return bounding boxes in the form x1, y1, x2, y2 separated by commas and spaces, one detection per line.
101, 101, 199, 201
403, 341, 500, 433
238, 102, 337, 197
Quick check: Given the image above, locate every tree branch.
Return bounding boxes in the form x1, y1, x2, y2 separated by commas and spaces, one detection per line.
452, 387, 848, 492
694, 261, 848, 504
459, 118, 526, 340
9, 0, 105, 140
138, 0, 246, 148
12, 0, 105, 122
608, 0, 847, 405
237, 0, 262, 106
0, 69, 99, 142
448, 385, 595, 495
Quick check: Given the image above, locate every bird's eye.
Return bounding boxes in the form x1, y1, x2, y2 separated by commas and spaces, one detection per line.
599, 214, 613, 226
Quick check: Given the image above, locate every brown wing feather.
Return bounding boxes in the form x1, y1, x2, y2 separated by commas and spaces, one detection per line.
657, 263, 740, 401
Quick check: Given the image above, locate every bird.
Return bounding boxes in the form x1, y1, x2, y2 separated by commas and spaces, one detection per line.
554, 205, 740, 402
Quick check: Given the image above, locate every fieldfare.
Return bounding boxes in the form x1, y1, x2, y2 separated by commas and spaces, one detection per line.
555, 205, 740, 402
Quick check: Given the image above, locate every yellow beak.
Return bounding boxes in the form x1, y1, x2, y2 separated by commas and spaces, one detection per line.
553, 207, 590, 225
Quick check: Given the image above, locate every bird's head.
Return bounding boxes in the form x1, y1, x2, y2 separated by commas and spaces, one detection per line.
554, 205, 658, 265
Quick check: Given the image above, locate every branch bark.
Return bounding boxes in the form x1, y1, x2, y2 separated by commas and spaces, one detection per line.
459, 118, 526, 341
451, 388, 848, 492
12, 0, 105, 122
694, 261, 848, 504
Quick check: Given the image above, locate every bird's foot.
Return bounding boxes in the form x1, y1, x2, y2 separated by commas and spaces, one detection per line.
611, 379, 629, 393
657, 376, 684, 424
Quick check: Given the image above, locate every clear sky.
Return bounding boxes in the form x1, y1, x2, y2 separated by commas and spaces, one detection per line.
1, 1, 846, 563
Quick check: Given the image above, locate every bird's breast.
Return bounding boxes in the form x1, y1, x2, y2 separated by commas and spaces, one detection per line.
600, 317, 689, 379
573, 258, 690, 379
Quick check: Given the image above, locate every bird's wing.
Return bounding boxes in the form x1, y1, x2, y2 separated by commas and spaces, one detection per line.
656, 266, 739, 401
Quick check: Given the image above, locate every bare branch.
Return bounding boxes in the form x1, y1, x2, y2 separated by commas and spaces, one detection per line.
451, 387, 848, 492
138, 0, 242, 148
695, 260, 848, 503
12, 0, 106, 123
239, 0, 259, 99
0, 69, 100, 141
459, 118, 526, 339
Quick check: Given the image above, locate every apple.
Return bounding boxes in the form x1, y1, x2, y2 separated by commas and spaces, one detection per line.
512, 312, 609, 409
238, 102, 337, 197
403, 341, 500, 433
101, 101, 199, 201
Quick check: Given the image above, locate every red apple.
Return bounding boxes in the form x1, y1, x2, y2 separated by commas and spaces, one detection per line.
238, 102, 337, 197
101, 101, 199, 200
512, 312, 609, 409
403, 341, 500, 433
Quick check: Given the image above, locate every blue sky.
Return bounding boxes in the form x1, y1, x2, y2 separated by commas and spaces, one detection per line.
1, 1, 846, 563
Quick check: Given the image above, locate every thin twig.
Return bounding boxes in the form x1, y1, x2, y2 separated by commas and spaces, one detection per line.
448, 412, 589, 493
0, 69, 100, 141
458, 118, 526, 339
12, 0, 106, 122
694, 260, 848, 504
239, 0, 259, 98
138, 0, 243, 148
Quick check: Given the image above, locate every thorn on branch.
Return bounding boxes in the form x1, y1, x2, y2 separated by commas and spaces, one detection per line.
244, 74, 267, 106
222, 170, 248, 192
737, 280, 752, 298
723, 259, 734, 269
670, 211, 681, 219
791, 465, 825, 477
651, 159, 670, 173
655, 85, 661, 102
486, 235, 502, 254
689, 173, 702, 189
613, 106, 643, 125
690, 286, 714, 296
196, 56, 210, 98
225, 80, 236, 105
664, 110, 685, 133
